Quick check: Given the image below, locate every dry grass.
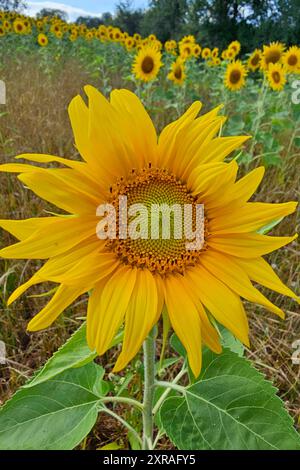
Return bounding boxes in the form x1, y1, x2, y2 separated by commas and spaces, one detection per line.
0, 55, 299, 449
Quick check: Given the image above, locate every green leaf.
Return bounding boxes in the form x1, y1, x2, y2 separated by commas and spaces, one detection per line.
25, 322, 97, 388
262, 153, 282, 167
159, 350, 300, 450
0, 363, 109, 450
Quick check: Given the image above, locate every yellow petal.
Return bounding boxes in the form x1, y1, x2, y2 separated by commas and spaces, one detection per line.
180, 117, 227, 179
113, 269, 158, 371
0, 216, 98, 259
15, 153, 85, 170
68, 94, 91, 162
208, 166, 265, 216
208, 233, 297, 258
199, 135, 251, 164
235, 256, 299, 301
158, 101, 202, 167
209, 202, 297, 235
110, 89, 158, 166
200, 250, 285, 318
187, 266, 250, 346
87, 265, 137, 355
18, 170, 99, 215
0, 217, 55, 241
27, 284, 86, 331
164, 275, 202, 377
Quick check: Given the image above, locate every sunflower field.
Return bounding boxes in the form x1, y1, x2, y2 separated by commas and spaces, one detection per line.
0, 8, 299, 453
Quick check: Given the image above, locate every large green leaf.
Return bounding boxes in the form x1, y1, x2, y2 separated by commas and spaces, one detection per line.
159, 350, 300, 450
0, 363, 108, 450
24, 322, 97, 388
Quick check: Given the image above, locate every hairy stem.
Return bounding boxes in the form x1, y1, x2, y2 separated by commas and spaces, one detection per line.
142, 327, 156, 450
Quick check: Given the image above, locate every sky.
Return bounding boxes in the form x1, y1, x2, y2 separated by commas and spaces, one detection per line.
26, 1, 148, 21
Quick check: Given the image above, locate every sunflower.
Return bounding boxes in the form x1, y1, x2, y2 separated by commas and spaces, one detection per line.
179, 43, 194, 60
225, 60, 247, 91
192, 44, 202, 58
125, 36, 135, 51
0, 86, 298, 377
179, 35, 195, 46
261, 41, 285, 70
37, 33, 48, 47
201, 47, 211, 60
13, 19, 26, 34
282, 46, 300, 74
0, 26, 5, 37
266, 63, 287, 91
248, 49, 262, 72
212, 47, 219, 58
133, 45, 163, 82
167, 58, 186, 85
225, 48, 235, 61
228, 40, 241, 57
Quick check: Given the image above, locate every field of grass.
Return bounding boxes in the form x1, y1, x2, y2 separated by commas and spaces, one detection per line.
0, 14, 299, 450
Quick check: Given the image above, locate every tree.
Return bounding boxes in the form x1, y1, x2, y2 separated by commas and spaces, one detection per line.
0, 0, 26, 11
140, 0, 188, 41
114, 0, 144, 35
101, 12, 114, 25
37, 8, 68, 22
186, 0, 290, 51
75, 16, 103, 28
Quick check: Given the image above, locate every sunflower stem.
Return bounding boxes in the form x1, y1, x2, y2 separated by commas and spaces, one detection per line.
142, 327, 156, 450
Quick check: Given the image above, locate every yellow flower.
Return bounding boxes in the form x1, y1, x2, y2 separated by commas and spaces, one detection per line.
37, 33, 48, 47
133, 45, 163, 82
282, 46, 300, 74
179, 43, 194, 60
266, 63, 287, 91
261, 41, 285, 70
167, 58, 186, 85
3, 20, 11, 32
0, 25, 5, 37
225, 60, 247, 91
192, 44, 202, 58
202, 47, 211, 60
13, 18, 26, 34
125, 36, 135, 51
1, 87, 298, 377
165, 40, 177, 54
248, 49, 262, 71
179, 35, 195, 46
212, 47, 219, 58
228, 40, 241, 57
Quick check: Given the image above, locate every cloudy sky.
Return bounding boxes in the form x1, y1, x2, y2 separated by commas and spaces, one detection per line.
26, 1, 148, 21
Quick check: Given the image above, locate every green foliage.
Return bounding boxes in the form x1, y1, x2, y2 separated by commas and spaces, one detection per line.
159, 349, 300, 450
36, 8, 68, 21
140, 0, 188, 41
0, 363, 109, 450
24, 322, 97, 388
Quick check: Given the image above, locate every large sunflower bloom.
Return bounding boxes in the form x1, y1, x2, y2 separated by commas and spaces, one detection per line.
0, 87, 298, 377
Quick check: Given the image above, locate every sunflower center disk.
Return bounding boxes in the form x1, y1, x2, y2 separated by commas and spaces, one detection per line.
107, 168, 207, 275
142, 56, 155, 74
